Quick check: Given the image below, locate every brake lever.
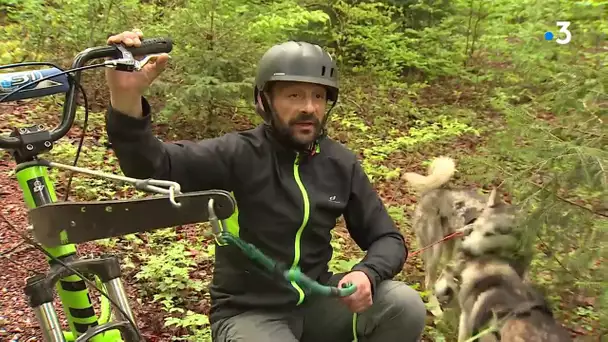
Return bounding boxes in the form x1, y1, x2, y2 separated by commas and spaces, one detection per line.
104, 44, 165, 72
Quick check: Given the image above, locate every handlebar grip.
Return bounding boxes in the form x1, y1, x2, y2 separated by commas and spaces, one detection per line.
128, 37, 173, 56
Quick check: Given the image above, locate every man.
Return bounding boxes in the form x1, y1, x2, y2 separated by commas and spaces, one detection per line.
104, 30, 426, 342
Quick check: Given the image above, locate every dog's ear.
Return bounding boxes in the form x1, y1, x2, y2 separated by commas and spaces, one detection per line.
486, 188, 503, 208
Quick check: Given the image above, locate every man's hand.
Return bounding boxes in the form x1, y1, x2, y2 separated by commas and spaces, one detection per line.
105, 29, 170, 117
338, 271, 373, 313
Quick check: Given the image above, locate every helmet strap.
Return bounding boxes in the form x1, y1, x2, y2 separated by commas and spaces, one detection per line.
318, 99, 337, 137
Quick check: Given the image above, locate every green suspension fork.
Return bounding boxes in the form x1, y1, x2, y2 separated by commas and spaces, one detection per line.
16, 164, 117, 342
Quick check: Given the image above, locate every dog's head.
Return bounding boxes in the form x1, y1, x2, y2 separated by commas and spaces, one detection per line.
434, 263, 462, 306
459, 188, 520, 257
451, 195, 486, 228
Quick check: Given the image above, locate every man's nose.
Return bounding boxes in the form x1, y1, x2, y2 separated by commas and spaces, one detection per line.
303, 98, 316, 113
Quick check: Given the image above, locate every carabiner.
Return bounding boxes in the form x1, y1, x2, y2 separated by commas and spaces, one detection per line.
208, 198, 223, 237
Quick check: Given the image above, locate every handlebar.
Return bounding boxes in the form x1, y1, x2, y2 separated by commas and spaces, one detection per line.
0, 38, 173, 149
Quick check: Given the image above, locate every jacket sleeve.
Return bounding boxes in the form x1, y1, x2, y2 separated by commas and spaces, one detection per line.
343, 158, 407, 295
105, 97, 238, 192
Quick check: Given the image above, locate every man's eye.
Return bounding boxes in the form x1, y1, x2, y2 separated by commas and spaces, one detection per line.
289, 93, 299, 98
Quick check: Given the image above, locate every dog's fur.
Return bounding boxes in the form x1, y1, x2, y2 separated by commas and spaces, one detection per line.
432, 192, 570, 341
403, 157, 487, 306
440, 256, 572, 342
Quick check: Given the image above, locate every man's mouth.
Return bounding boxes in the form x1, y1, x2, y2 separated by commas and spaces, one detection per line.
294, 121, 315, 128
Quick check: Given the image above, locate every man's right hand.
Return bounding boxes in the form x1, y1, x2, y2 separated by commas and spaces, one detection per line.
105, 29, 170, 117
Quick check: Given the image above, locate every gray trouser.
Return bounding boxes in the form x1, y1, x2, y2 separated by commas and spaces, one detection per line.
211, 280, 426, 342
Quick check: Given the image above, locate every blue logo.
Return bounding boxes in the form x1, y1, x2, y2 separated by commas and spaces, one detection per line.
0, 78, 12, 89
544, 21, 572, 45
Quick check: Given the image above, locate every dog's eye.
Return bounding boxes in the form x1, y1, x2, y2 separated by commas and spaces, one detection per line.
465, 217, 477, 225
497, 226, 512, 235
484, 231, 495, 237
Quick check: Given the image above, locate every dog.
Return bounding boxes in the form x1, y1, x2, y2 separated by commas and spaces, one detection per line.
403, 156, 488, 314
437, 255, 572, 342
433, 187, 532, 306
433, 191, 570, 341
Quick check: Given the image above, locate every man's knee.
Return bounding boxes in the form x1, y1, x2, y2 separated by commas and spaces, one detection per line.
211, 311, 300, 342
374, 280, 426, 327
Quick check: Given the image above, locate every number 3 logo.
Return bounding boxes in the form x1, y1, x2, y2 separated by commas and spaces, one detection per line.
556, 21, 572, 45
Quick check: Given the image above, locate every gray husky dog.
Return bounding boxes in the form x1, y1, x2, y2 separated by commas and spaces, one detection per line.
433, 187, 532, 307
403, 156, 488, 314
434, 191, 569, 341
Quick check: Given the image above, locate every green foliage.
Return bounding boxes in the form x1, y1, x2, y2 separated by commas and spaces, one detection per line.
135, 235, 206, 309
329, 230, 363, 273
330, 0, 463, 81
164, 310, 212, 341
134, 228, 214, 339
1, 0, 149, 63
360, 115, 478, 181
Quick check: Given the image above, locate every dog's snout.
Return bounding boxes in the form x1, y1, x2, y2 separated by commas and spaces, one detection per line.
436, 284, 456, 306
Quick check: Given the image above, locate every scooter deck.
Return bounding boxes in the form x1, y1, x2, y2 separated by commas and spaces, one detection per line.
28, 190, 236, 247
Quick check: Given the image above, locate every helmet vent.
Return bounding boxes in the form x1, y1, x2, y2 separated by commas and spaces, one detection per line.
321, 66, 326, 76
330, 68, 334, 77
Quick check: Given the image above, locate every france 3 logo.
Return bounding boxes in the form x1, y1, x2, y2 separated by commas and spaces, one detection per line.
544, 21, 572, 45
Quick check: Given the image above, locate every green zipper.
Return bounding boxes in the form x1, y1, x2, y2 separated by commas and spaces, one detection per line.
291, 152, 310, 305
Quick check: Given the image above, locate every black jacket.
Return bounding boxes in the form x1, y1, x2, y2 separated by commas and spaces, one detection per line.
105, 98, 407, 324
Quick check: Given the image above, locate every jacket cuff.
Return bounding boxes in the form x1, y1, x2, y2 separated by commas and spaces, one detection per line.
106, 97, 152, 133
351, 263, 380, 297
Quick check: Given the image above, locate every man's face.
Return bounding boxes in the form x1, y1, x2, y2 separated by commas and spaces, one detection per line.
270, 81, 328, 147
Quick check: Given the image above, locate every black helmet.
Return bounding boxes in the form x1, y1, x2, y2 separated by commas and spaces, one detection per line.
254, 41, 339, 123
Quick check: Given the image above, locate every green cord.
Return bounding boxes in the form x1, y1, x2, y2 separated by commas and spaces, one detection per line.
217, 232, 357, 297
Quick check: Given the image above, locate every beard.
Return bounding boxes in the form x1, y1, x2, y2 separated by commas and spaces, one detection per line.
273, 113, 322, 150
